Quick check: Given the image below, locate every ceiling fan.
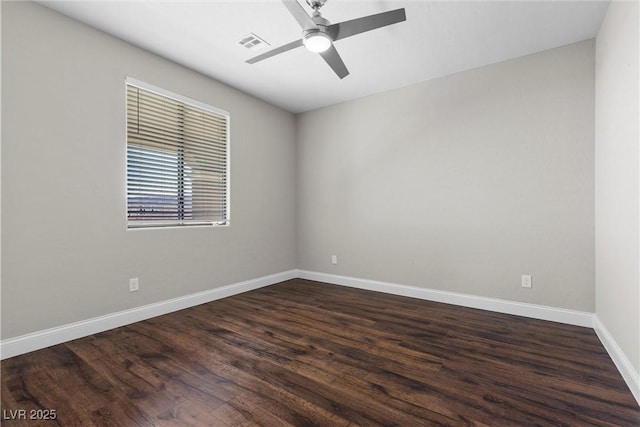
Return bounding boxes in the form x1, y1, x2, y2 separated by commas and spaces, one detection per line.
246, 0, 407, 79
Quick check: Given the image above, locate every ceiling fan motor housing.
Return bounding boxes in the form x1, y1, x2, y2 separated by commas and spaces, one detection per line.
308, 12, 330, 30
302, 12, 332, 52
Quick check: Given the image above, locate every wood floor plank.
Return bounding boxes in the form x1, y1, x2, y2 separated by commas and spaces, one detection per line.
2, 279, 638, 426
90, 397, 156, 427
155, 398, 232, 427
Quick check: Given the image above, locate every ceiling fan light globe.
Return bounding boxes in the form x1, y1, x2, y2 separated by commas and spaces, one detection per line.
303, 32, 332, 52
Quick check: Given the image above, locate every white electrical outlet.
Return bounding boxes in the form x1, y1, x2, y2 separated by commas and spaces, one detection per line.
129, 278, 139, 292
521, 275, 532, 288
331, 255, 338, 265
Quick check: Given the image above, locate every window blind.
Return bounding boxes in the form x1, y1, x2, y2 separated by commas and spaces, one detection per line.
126, 81, 229, 228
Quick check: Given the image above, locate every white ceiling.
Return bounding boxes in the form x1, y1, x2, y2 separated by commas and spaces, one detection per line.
40, 0, 609, 113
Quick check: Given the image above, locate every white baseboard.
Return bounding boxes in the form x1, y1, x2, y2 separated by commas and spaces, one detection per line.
297, 270, 594, 327
3, 268, 638, 408
593, 316, 640, 406
298, 270, 639, 406
0, 270, 297, 360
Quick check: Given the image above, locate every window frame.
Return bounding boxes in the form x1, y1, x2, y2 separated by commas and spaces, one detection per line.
125, 77, 231, 230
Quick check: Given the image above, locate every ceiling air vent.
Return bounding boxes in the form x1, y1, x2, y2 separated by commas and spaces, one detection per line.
238, 33, 270, 52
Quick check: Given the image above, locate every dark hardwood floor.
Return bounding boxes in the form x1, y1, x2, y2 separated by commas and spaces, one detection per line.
2, 279, 639, 426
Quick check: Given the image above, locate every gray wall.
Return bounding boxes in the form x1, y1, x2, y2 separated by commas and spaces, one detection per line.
1, 2, 297, 339
297, 41, 596, 312
595, 0, 639, 374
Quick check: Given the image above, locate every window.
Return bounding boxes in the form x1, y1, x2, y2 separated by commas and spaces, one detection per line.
126, 78, 229, 228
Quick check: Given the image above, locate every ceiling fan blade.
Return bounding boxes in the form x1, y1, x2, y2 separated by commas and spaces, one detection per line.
246, 39, 305, 64
282, 0, 316, 30
319, 45, 349, 79
327, 8, 406, 41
